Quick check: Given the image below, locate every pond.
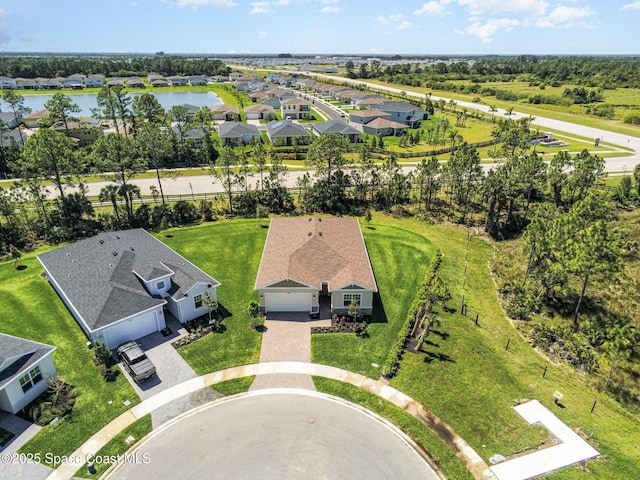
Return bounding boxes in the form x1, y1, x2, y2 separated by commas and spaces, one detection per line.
19, 91, 223, 117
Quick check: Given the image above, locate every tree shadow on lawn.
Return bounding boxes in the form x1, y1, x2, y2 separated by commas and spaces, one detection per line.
369, 292, 388, 324
431, 329, 450, 340
217, 303, 233, 322
423, 351, 455, 363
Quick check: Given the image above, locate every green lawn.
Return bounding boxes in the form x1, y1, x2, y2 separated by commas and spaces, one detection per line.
0, 253, 140, 465
157, 219, 266, 373
312, 221, 438, 378
313, 213, 640, 478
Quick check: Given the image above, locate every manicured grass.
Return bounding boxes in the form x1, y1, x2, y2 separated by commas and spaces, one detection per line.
212, 376, 255, 396
313, 213, 640, 478
76, 415, 153, 479
0, 253, 140, 464
313, 377, 472, 480
312, 220, 438, 377
157, 219, 266, 373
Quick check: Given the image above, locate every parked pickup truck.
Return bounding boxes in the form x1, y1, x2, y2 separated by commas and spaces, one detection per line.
116, 341, 156, 382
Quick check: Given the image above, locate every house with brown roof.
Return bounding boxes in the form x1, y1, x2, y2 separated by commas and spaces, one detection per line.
244, 104, 276, 121
254, 217, 377, 316
210, 104, 240, 122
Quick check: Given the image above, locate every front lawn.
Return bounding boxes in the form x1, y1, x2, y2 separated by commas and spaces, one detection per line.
360, 215, 640, 478
157, 219, 267, 373
312, 220, 438, 377
0, 254, 140, 464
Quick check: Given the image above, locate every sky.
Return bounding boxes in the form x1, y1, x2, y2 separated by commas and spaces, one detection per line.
1, 0, 639, 55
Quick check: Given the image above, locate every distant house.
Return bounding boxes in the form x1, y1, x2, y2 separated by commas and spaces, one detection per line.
265, 118, 310, 146
179, 104, 201, 118
107, 77, 125, 87
348, 109, 391, 130
1, 128, 27, 147
189, 75, 208, 86
0, 112, 21, 129
0, 76, 17, 89
85, 75, 105, 88
311, 119, 361, 143
175, 127, 207, 148
41, 78, 63, 90
38, 229, 221, 349
218, 122, 261, 146
0, 333, 57, 414
126, 77, 145, 89
62, 77, 84, 90
254, 217, 378, 316
244, 104, 276, 121
210, 104, 240, 122
353, 95, 386, 108
362, 117, 408, 137
281, 98, 312, 120
376, 101, 429, 127
167, 76, 188, 87
15, 78, 39, 90
229, 72, 244, 81
52, 118, 104, 147
22, 110, 50, 128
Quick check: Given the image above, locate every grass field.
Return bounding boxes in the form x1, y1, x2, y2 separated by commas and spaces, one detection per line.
157, 219, 266, 373
312, 213, 640, 479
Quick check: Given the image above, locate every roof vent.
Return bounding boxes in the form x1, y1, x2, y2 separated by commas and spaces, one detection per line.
318, 232, 322, 236
308, 218, 312, 221
307, 232, 312, 236
318, 218, 322, 222
99, 239, 104, 244
112, 251, 118, 256
130, 247, 135, 251
115, 235, 120, 239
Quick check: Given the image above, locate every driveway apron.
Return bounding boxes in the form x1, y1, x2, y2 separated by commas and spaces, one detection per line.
250, 312, 331, 391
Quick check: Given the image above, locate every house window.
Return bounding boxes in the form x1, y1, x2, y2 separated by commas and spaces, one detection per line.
157, 280, 165, 290
19, 366, 43, 393
343, 293, 361, 308
194, 294, 203, 309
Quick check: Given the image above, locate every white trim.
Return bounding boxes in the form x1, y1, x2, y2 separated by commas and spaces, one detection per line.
257, 276, 315, 290
92, 302, 166, 336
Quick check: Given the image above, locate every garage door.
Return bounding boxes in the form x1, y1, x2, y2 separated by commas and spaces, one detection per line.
265, 292, 310, 312
101, 309, 164, 349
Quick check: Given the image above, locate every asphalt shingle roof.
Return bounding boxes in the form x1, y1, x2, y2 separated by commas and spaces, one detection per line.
255, 217, 377, 292
38, 229, 219, 331
218, 122, 261, 138
266, 119, 310, 138
313, 119, 361, 136
0, 334, 55, 390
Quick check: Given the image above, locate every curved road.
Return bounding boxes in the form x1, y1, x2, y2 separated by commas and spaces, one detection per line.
105, 391, 440, 480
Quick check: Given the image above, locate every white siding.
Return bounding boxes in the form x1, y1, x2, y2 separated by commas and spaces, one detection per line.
0, 355, 57, 414
176, 285, 218, 324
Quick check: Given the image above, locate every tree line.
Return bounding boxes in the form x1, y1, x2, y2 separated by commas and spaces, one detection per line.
0, 55, 230, 79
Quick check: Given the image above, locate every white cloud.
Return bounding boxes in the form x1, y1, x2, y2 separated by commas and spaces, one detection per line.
457, 0, 548, 16
130, 1, 138, 6
257, 31, 269, 37
536, 5, 595, 28
375, 16, 388, 25
321, 6, 341, 13
175, 0, 237, 7
397, 20, 412, 29
389, 13, 404, 22
458, 17, 520, 43
250, 1, 271, 13
414, 1, 452, 16
621, 1, 640, 10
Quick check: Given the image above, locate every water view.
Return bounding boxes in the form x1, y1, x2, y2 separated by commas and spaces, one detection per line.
20, 91, 223, 117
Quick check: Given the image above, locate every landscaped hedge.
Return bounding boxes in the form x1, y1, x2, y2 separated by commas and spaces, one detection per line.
381, 251, 443, 378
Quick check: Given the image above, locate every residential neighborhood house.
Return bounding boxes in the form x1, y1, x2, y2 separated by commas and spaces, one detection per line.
38, 229, 221, 350
0, 333, 57, 414
255, 217, 378, 316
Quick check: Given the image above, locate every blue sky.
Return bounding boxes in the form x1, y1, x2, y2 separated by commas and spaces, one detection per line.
1, 0, 639, 55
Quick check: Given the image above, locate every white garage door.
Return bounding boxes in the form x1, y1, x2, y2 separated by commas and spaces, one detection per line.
101, 310, 164, 349
265, 292, 310, 312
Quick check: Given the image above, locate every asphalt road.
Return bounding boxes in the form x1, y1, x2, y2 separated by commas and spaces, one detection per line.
105, 391, 440, 480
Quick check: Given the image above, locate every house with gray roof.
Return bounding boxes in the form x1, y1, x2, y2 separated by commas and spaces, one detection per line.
0, 112, 21, 129
1, 128, 27, 147
218, 122, 261, 146
265, 118, 310, 146
376, 101, 429, 128
38, 229, 220, 349
311, 119, 362, 143
0, 334, 57, 414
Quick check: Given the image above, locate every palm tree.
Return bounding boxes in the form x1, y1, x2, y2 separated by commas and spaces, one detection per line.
488, 105, 498, 122
99, 185, 120, 221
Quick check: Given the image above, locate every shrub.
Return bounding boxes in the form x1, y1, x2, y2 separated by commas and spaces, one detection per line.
623, 113, 640, 125
92, 341, 113, 367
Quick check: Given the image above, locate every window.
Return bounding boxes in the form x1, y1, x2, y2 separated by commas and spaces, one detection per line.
343, 293, 361, 308
156, 280, 165, 290
194, 294, 203, 309
19, 366, 42, 393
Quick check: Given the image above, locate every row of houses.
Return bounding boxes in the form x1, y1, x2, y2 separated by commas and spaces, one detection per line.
0, 74, 222, 90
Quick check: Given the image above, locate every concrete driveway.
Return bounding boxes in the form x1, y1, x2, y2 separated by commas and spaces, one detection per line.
117, 316, 221, 427
106, 390, 441, 480
0, 412, 52, 480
